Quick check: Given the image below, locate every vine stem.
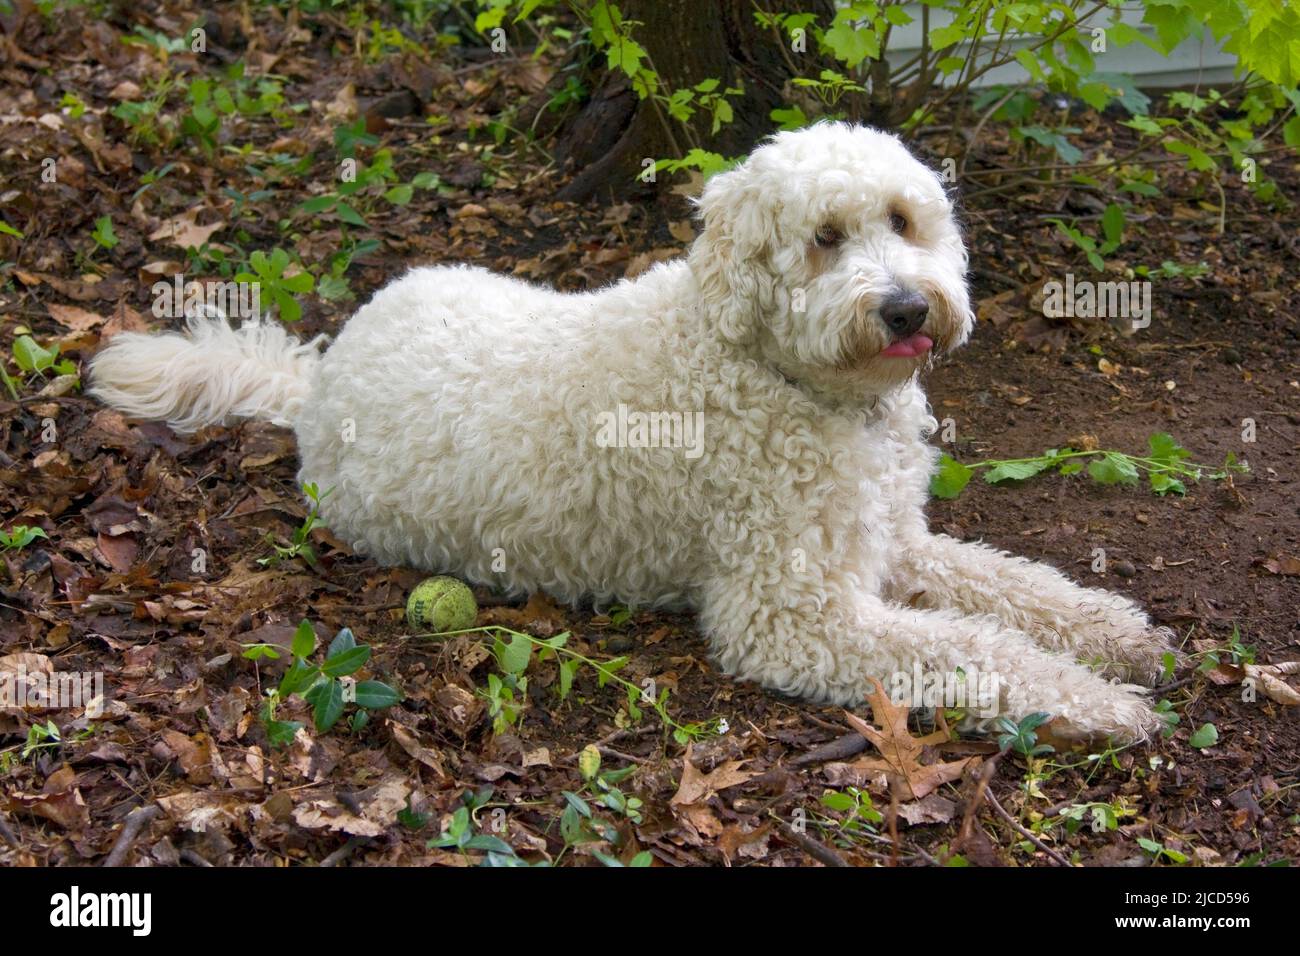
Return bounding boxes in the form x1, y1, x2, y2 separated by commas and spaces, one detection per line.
410, 625, 706, 740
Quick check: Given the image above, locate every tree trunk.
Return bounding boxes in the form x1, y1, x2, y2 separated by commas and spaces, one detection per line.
547, 0, 835, 202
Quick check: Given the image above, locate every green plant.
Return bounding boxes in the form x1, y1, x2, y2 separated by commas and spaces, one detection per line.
1138, 836, 1189, 865
89, 215, 118, 252
428, 787, 517, 858
997, 712, 1055, 757
1187, 722, 1219, 749
248, 619, 402, 745
1048, 202, 1126, 271
4, 334, 79, 397
22, 719, 61, 758
0, 526, 48, 551
819, 786, 884, 842
932, 432, 1248, 500
236, 248, 315, 323
431, 623, 718, 744
1194, 624, 1256, 672
1052, 800, 1130, 834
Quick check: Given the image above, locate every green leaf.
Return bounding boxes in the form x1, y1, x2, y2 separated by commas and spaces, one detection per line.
384, 184, 413, 205
298, 195, 338, 214
279, 660, 322, 697
558, 657, 580, 700
291, 619, 317, 658
313, 678, 345, 732
823, 21, 880, 68
562, 790, 592, 818
265, 719, 302, 747
770, 105, 808, 131
327, 627, 357, 658
322, 645, 371, 678
930, 454, 974, 499
1148, 472, 1186, 496
353, 680, 402, 709
1188, 723, 1218, 749
496, 631, 533, 676
1147, 432, 1190, 464
984, 459, 1053, 484
335, 202, 368, 227
1101, 203, 1125, 249
1088, 453, 1140, 486
13, 336, 58, 374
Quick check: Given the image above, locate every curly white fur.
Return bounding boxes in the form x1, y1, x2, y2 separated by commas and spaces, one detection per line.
90, 123, 1171, 742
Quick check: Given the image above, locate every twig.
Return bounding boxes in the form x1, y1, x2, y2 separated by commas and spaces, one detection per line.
0, 811, 18, 846
103, 804, 161, 867
320, 837, 365, 867
987, 790, 1073, 867
768, 811, 850, 868
952, 753, 999, 858
789, 731, 868, 768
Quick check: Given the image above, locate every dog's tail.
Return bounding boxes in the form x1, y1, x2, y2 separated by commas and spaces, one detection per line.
88, 314, 324, 433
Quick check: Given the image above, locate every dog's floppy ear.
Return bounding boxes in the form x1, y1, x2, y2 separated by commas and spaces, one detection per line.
688, 161, 773, 344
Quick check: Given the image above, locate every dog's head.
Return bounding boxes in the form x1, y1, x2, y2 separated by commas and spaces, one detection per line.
689, 122, 973, 402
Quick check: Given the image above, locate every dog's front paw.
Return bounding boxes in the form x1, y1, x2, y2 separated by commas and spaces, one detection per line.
1072, 593, 1179, 686
1046, 682, 1163, 746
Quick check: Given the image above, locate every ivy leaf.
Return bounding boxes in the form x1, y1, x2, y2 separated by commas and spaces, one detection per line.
1188, 723, 1218, 749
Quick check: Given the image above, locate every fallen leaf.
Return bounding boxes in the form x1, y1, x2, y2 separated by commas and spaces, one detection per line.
149, 210, 225, 250
671, 742, 757, 806
46, 303, 105, 331
842, 679, 977, 801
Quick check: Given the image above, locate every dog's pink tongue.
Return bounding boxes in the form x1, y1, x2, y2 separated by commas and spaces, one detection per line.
879, 334, 933, 358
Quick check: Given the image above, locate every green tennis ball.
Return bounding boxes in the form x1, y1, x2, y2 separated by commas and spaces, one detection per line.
406, 576, 478, 633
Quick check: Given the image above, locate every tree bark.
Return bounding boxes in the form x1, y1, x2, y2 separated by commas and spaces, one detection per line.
546, 0, 835, 202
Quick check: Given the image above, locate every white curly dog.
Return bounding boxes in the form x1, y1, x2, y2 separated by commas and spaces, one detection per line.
91, 123, 1171, 741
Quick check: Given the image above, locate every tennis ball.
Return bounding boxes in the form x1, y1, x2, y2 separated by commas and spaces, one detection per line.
406, 576, 478, 633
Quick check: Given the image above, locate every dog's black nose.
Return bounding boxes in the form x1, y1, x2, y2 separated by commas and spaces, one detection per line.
879, 290, 929, 338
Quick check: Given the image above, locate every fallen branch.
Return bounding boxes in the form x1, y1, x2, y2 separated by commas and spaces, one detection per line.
768, 811, 850, 868
103, 804, 161, 867
987, 790, 1073, 867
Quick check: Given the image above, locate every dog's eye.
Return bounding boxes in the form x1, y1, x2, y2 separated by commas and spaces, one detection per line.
889, 212, 908, 234
814, 224, 844, 248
